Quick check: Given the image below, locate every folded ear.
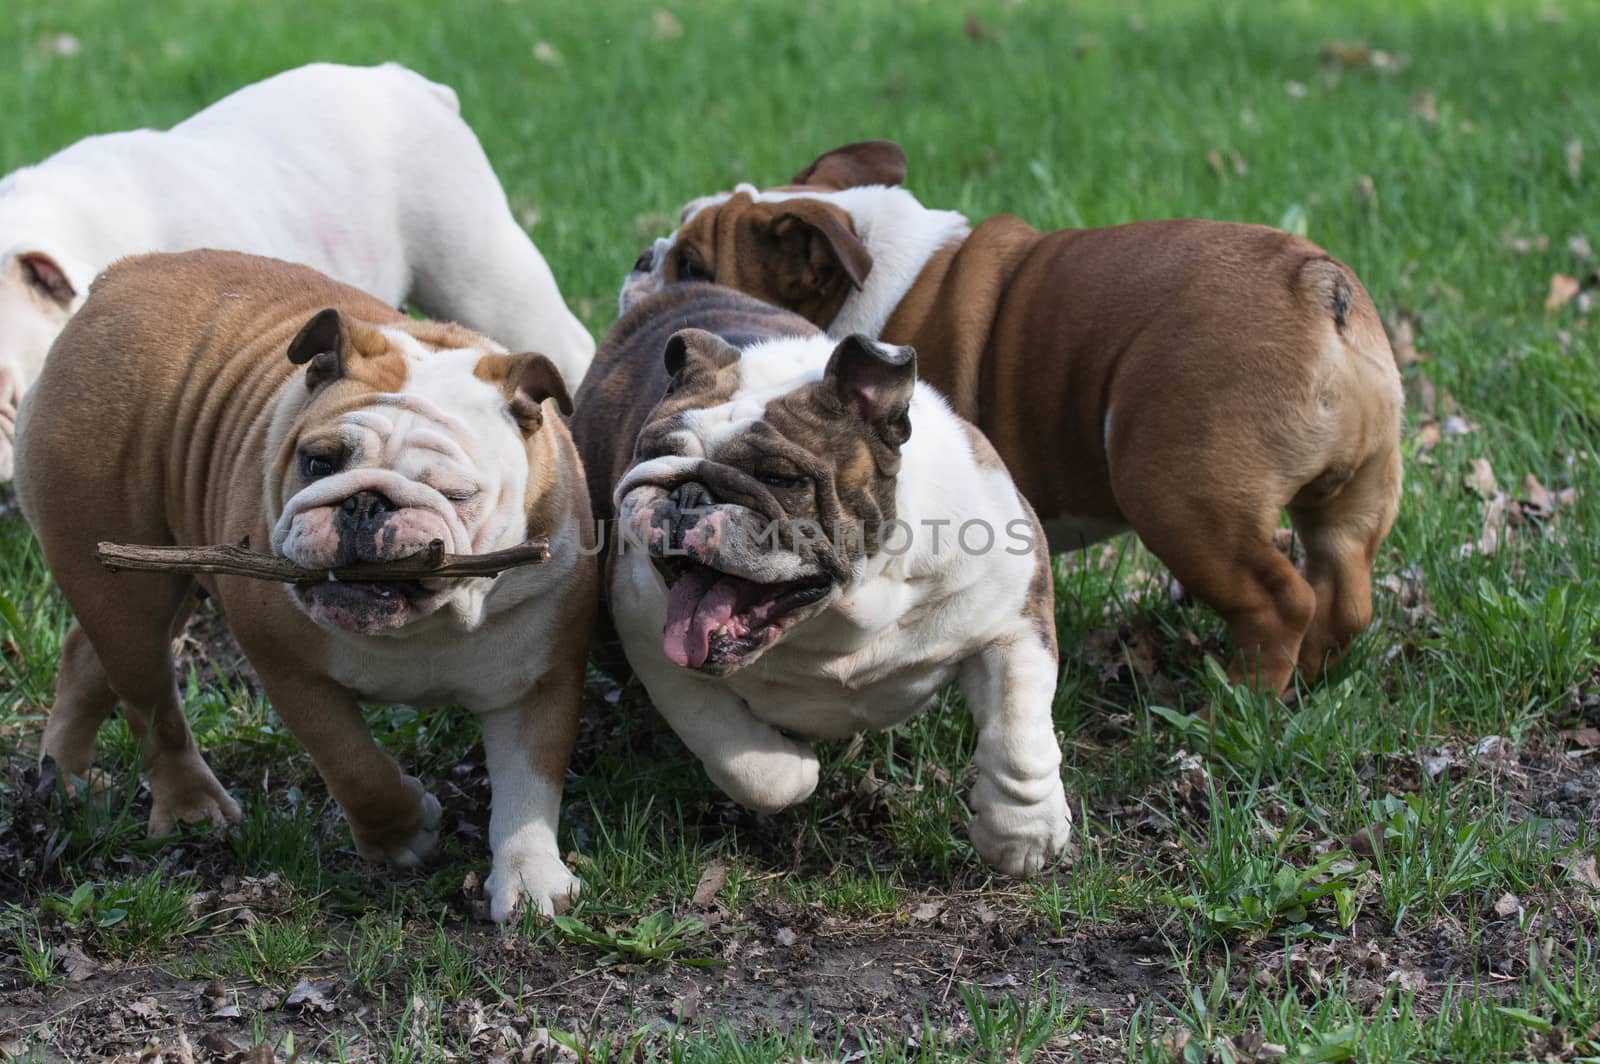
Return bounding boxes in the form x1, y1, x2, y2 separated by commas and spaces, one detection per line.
663, 328, 742, 378
15, 251, 77, 307
480, 352, 573, 433
825, 334, 916, 448
769, 201, 873, 295
285, 308, 347, 391
791, 141, 908, 190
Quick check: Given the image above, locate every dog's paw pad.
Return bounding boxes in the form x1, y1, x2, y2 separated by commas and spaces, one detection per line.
485, 852, 581, 923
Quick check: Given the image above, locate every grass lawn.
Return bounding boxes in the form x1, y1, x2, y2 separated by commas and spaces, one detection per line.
2, 0, 1599, 1060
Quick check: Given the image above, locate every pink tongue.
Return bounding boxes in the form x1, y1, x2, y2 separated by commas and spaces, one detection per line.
663, 572, 740, 668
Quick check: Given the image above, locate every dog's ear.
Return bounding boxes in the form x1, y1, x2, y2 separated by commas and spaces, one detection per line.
663, 328, 742, 380
765, 201, 873, 300
286, 308, 348, 391
14, 251, 77, 307
825, 334, 916, 448
478, 352, 573, 433
791, 141, 907, 190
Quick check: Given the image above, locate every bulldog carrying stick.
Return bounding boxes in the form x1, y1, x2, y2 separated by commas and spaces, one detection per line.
17, 250, 594, 920
572, 284, 1071, 874
623, 142, 1404, 694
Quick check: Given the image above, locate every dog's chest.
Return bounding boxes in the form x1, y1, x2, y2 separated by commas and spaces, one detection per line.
325, 601, 555, 712
723, 583, 981, 740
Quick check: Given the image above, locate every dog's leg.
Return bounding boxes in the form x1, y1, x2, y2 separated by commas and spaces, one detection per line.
253, 669, 440, 867
960, 632, 1072, 875
476, 667, 583, 922
632, 652, 820, 812
1291, 446, 1402, 678
44, 580, 238, 833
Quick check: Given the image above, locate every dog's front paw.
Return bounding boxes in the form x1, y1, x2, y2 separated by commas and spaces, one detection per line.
706, 740, 820, 814
486, 849, 581, 923
968, 777, 1073, 876
146, 755, 242, 836
351, 777, 441, 868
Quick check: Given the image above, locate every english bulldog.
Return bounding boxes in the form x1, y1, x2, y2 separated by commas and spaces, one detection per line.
621, 142, 1405, 694
571, 283, 1071, 874
0, 61, 595, 483
16, 250, 594, 920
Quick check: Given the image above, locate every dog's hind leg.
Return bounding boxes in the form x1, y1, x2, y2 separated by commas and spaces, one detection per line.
44, 575, 239, 834
1289, 445, 1402, 679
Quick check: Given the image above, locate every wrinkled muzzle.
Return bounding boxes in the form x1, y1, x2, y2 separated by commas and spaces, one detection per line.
271, 468, 475, 635
616, 458, 842, 675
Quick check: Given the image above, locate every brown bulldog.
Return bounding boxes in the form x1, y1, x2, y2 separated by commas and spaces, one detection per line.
16, 250, 594, 920
572, 284, 1071, 874
620, 142, 1404, 694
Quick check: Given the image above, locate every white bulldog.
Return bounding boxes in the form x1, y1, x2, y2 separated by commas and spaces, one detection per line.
0, 61, 594, 481
573, 283, 1072, 874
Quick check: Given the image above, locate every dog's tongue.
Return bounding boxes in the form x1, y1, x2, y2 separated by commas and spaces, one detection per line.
663, 570, 741, 668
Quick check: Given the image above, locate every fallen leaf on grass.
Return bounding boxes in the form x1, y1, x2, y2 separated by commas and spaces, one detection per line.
1386, 307, 1422, 367
911, 900, 945, 923
1388, 966, 1428, 993
1494, 892, 1521, 917
1546, 274, 1581, 310
1410, 90, 1438, 123
283, 977, 338, 1014
690, 860, 728, 909
532, 42, 563, 66
653, 10, 683, 39
59, 943, 97, 982
1569, 235, 1593, 261
774, 926, 799, 947
1464, 458, 1499, 497
1566, 854, 1600, 892
1568, 138, 1584, 182
1563, 726, 1600, 749
963, 14, 986, 39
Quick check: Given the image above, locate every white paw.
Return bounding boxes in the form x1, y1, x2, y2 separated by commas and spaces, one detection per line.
968, 777, 1073, 876
707, 740, 820, 813
352, 777, 441, 868
485, 850, 581, 922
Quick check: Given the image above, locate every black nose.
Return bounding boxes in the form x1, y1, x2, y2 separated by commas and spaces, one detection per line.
632, 247, 654, 272
339, 490, 394, 524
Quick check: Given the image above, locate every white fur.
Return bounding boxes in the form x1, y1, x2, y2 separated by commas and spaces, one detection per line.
0, 62, 595, 480
266, 328, 585, 918
611, 334, 1071, 871
624, 184, 969, 339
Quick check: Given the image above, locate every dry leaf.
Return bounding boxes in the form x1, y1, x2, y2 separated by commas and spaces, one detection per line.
1285, 80, 1308, 98
1564, 726, 1600, 749
1569, 235, 1593, 261
653, 10, 683, 39
1415, 420, 1442, 451
60, 943, 97, 982
690, 860, 728, 909
963, 14, 987, 39
1494, 892, 1521, 917
911, 900, 944, 923
1567, 854, 1600, 891
1464, 458, 1499, 497
1387, 308, 1422, 367
532, 42, 563, 66
1547, 274, 1581, 311
1568, 139, 1584, 182
774, 926, 799, 947
283, 977, 337, 1014
1410, 90, 1438, 123
1388, 966, 1428, 993
1320, 40, 1370, 67
1357, 174, 1378, 206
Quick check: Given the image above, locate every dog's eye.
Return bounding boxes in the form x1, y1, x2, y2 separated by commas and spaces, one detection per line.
632, 247, 655, 272
758, 471, 806, 491
299, 451, 340, 479
677, 248, 711, 282
442, 488, 480, 503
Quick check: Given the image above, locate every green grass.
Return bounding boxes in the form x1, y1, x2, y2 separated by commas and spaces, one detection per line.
3, 0, 1600, 1060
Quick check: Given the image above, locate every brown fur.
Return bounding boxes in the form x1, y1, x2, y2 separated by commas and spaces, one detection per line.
15, 249, 594, 859
658, 147, 1404, 693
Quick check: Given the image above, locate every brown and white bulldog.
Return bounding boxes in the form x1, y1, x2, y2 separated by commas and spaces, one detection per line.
16, 250, 594, 920
572, 283, 1071, 875
621, 142, 1405, 694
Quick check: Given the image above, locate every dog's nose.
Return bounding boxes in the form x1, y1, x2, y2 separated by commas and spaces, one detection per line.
339, 490, 394, 524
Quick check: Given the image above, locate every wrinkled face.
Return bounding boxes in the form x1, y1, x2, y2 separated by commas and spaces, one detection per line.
267, 310, 569, 636
619, 141, 911, 323
616, 329, 917, 675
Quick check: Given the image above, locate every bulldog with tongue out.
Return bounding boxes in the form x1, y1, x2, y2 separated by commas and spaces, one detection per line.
574, 283, 1071, 875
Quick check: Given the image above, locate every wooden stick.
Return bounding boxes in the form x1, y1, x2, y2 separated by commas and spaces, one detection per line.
95, 538, 550, 583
